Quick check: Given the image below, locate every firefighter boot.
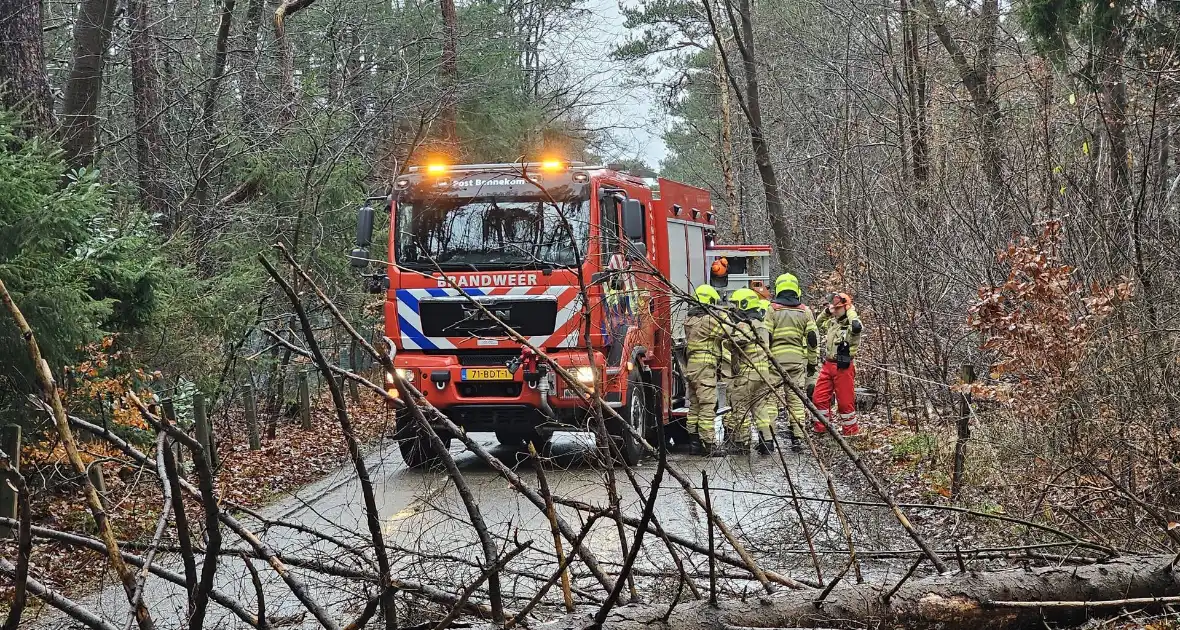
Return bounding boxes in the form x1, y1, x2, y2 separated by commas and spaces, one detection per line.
788, 427, 803, 453
755, 436, 775, 455
688, 434, 705, 455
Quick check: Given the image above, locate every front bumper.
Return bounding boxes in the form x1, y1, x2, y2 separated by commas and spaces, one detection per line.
387, 350, 607, 430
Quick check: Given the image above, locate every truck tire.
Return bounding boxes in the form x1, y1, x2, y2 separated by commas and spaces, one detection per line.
616, 375, 653, 466
396, 413, 451, 469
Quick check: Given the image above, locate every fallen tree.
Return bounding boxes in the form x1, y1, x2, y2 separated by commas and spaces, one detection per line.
545, 554, 1180, 630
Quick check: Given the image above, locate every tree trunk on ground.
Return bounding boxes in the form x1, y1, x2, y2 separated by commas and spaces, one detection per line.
0, 0, 56, 133
129, 0, 170, 226
439, 0, 459, 146
59, 0, 118, 169
550, 555, 1180, 630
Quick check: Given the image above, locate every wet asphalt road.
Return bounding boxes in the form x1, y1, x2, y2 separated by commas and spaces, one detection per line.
32, 431, 899, 628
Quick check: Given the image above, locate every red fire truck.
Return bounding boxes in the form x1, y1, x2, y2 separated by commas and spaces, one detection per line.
353, 161, 770, 467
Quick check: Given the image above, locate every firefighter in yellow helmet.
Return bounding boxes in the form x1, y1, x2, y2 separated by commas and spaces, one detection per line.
765, 273, 818, 453
721, 288, 771, 454
684, 285, 726, 456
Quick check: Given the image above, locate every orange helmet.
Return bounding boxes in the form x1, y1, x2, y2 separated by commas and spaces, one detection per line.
710, 257, 729, 277
829, 292, 853, 309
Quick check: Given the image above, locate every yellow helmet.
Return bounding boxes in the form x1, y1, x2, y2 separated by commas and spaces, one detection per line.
775, 273, 801, 297
728, 288, 760, 311
694, 285, 721, 305
758, 299, 771, 313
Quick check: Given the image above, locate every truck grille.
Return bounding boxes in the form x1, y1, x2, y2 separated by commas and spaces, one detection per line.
418, 296, 558, 337
454, 352, 518, 366
457, 382, 523, 398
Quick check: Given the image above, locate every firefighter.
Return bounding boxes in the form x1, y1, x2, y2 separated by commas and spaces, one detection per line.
812, 292, 863, 436
685, 285, 726, 456
722, 288, 771, 454
765, 273, 818, 453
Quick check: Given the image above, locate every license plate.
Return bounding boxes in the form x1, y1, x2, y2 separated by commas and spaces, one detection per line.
461, 368, 512, 381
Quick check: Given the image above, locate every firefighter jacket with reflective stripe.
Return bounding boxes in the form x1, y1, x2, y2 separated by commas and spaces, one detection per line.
816, 306, 863, 360
684, 307, 727, 366
730, 317, 770, 375
767, 303, 818, 368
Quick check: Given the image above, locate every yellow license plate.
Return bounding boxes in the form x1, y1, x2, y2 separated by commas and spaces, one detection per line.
461, 368, 512, 381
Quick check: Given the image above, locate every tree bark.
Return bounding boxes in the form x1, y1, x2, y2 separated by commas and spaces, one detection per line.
900, 0, 929, 199
129, 0, 170, 227
59, 0, 118, 168
551, 555, 1180, 630
704, 0, 792, 270
439, 0, 459, 145
238, 0, 267, 133
714, 47, 739, 241
274, 0, 315, 125
918, 0, 1004, 194
0, 0, 56, 133
190, 0, 236, 233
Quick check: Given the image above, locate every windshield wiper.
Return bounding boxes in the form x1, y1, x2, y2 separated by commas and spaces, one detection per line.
398, 260, 479, 271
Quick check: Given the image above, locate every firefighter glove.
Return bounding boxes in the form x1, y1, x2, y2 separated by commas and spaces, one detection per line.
835, 341, 852, 370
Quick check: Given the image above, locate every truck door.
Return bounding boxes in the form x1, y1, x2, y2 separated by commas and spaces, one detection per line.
597, 189, 648, 369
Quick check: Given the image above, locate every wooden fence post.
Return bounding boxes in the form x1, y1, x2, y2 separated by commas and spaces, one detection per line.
194, 392, 219, 470
87, 463, 107, 510
951, 365, 975, 501
159, 400, 184, 473
298, 372, 312, 430
348, 339, 360, 403
0, 424, 21, 538
244, 383, 261, 451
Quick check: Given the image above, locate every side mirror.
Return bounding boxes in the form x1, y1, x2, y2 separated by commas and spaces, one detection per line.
356, 203, 375, 247
622, 199, 644, 241
349, 247, 370, 268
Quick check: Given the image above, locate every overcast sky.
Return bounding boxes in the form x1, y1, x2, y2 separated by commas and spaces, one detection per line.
558, 0, 672, 169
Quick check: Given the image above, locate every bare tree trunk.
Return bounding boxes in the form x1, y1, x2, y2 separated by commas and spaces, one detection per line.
439, 0, 459, 145
900, 0, 928, 204
1100, 28, 1131, 211
568, 554, 1180, 630
129, 0, 170, 226
239, 0, 267, 132
274, 0, 315, 125
190, 0, 237, 233
919, 0, 1004, 194
704, 0, 793, 270
715, 48, 739, 241
59, 0, 118, 168
0, 0, 55, 133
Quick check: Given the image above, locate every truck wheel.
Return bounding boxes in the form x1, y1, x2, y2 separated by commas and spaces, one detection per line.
396, 414, 451, 469
616, 377, 651, 466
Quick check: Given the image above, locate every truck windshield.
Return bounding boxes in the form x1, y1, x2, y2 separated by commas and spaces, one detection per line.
396, 196, 590, 270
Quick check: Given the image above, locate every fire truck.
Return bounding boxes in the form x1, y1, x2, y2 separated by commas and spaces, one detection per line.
352, 161, 770, 467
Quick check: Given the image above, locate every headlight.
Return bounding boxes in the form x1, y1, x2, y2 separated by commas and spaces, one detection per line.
385, 368, 415, 385
573, 366, 596, 385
